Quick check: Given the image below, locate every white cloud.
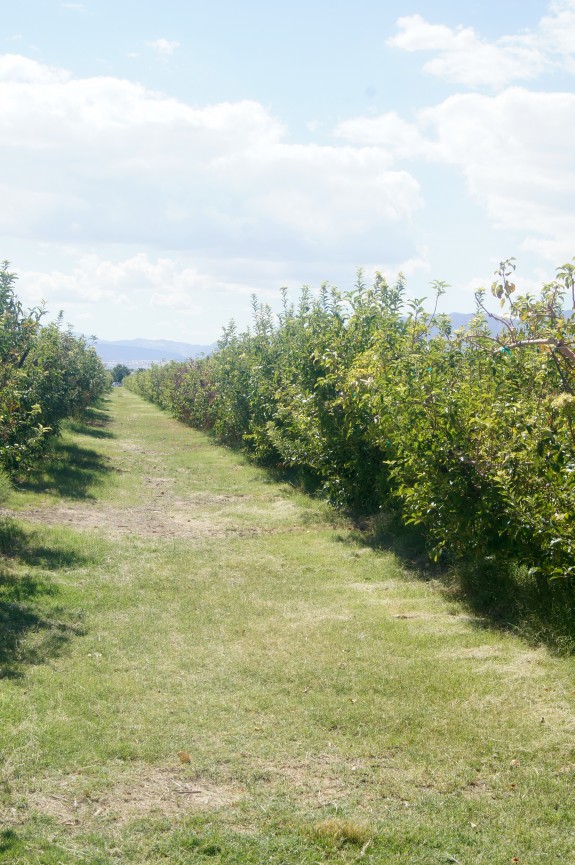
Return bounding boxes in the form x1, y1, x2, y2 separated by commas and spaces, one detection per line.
150, 291, 200, 311
354, 3, 575, 270
334, 111, 423, 156
387, 14, 545, 88
420, 87, 575, 261
521, 236, 575, 265
17, 249, 438, 341
19, 254, 216, 310
420, 88, 575, 193
419, 1, 575, 87
332, 85, 575, 268
18, 252, 298, 310
249, 143, 422, 242
387, 2, 575, 90
0, 53, 71, 85
424, 38, 544, 89
539, 0, 575, 70
0, 55, 422, 264
388, 15, 461, 53
146, 39, 180, 57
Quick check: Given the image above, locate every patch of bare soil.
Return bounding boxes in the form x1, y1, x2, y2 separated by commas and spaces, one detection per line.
247, 753, 409, 807
460, 778, 493, 799
0, 502, 263, 540
0, 489, 317, 540
179, 492, 253, 505
10, 767, 245, 828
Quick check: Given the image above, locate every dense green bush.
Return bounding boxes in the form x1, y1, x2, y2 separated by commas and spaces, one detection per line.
126, 260, 575, 582
0, 261, 109, 471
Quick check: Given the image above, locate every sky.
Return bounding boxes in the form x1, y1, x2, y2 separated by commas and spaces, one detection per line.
1, 0, 575, 343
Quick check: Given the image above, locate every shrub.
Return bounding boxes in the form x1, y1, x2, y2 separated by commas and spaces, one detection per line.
126, 260, 575, 583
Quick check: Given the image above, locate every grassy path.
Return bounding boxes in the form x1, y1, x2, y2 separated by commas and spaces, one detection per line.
1, 389, 574, 863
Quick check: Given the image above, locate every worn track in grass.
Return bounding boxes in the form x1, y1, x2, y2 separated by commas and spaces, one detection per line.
1, 389, 575, 864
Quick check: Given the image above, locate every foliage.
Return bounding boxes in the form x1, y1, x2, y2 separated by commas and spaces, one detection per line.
0, 262, 109, 472
126, 260, 575, 583
0, 261, 46, 467
112, 364, 132, 383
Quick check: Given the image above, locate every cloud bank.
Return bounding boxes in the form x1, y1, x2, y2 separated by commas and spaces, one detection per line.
0, 54, 422, 264
2, 1, 574, 338
387, 1, 575, 88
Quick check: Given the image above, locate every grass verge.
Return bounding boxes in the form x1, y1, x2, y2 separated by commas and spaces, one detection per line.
0, 389, 574, 863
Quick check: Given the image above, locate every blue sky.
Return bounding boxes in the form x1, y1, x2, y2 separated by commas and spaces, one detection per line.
2, 1, 574, 342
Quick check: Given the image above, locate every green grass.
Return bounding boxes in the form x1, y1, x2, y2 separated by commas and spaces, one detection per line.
1, 389, 574, 863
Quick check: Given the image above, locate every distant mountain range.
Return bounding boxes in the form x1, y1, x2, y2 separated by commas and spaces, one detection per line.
94, 338, 217, 368
93, 311, 517, 368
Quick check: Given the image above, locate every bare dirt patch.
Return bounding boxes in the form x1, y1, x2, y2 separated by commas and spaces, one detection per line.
0, 503, 261, 540
0, 485, 318, 541
118, 441, 150, 455
460, 778, 493, 799
14, 767, 246, 828
183, 492, 253, 505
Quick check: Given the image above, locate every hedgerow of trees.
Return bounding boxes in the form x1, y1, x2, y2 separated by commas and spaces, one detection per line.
125, 259, 575, 584
0, 261, 109, 472
112, 364, 132, 383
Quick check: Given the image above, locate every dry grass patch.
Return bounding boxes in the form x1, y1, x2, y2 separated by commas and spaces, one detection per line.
245, 753, 444, 812
310, 817, 373, 850
12, 765, 246, 830
0, 503, 268, 541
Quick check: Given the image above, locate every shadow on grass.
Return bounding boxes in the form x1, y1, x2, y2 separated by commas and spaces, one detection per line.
0, 830, 21, 859
341, 510, 575, 655
16, 438, 112, 500
67, 402, 115, 440
164, 430, 575, 655
258, 463, 323, 497
451, 557, 575, 654
0, 828, 70, 863
0, 519, 88, 678
344, 509, 439, 577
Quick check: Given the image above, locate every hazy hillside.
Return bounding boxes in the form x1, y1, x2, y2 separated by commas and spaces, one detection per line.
94, 338, 217, 368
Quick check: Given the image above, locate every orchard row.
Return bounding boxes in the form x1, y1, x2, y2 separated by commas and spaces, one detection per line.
127, 259, 575, 582
0, 262, 109, 472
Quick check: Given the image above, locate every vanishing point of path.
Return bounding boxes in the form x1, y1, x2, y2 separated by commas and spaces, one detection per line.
1, 389, 574, 864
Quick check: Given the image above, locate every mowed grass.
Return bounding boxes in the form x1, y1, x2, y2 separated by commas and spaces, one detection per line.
1, 388, 574, 863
